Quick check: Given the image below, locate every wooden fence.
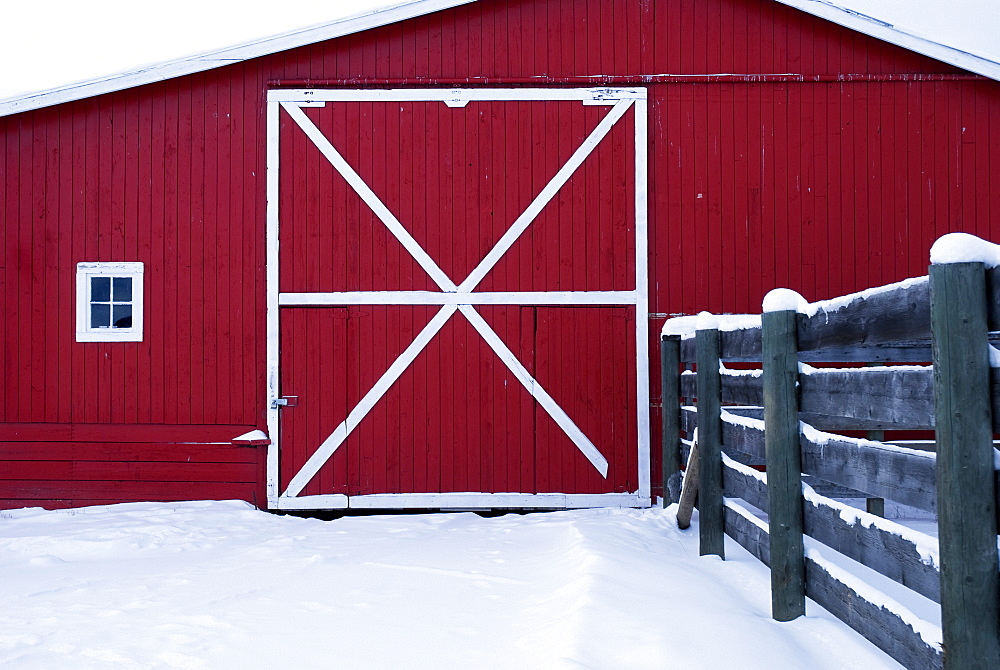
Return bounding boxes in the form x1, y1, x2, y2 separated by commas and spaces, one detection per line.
661, 245, 1000, 670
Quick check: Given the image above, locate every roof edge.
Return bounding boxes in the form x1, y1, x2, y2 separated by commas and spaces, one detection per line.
0, 0, 474, 118
773, 0, 1000, 81
2, 0, 997, 119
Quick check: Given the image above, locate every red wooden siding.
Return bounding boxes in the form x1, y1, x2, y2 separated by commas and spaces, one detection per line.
0, 424, 263, 510
650, 79, 1000, 317
0, 84, 265, 426
2, 0, 1000, 507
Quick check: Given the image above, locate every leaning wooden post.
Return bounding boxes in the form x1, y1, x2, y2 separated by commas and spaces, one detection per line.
661, 334, 682, 505
762, 290, 805, 621
930, 259, 1000, 669
696, 313, 724, 558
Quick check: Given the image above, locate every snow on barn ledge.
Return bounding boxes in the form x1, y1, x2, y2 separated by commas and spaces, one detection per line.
2, 0, 1000, 512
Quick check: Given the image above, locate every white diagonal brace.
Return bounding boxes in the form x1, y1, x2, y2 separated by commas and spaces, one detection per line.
283, 303, 459, 497
457, 99, 634, 293
281, 101, 457, 292
458, 304, 609, 478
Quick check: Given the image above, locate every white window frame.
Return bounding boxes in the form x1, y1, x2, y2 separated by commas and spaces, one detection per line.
75, 262, 145, 342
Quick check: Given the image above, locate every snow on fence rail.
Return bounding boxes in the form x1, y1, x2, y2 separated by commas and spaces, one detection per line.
660, 233, 1000, 670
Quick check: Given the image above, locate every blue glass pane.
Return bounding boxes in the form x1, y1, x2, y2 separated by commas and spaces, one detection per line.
91, 303, 110, 328
91, 276, 111, 302
112, 304, 132, 328
112, 277, 132, 301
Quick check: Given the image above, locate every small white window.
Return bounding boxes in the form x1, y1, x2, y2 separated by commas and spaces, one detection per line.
76, 262, 144, 342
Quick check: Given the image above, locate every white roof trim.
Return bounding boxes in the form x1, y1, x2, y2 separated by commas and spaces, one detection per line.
0, 0, 474, 118
773, 0, 1000, 81
1, 0, 997, 118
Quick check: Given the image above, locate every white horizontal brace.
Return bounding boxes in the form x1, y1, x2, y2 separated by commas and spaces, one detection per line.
273, 494, 349, 510
333, 492, 649, 509
268, 87, 648, 103
279, 291, 638, 306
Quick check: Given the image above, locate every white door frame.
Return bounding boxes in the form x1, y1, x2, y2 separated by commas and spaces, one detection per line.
265, 87, 649, 510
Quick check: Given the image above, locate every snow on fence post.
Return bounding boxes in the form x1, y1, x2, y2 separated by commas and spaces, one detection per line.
661, 334, 682, 505
696, 314, 724, 557
762, 290, 806, 621
929, 258, 1000, 669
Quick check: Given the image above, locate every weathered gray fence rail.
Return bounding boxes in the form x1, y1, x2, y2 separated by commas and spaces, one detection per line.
677, 268, 1000, 363
680, 365, 1000, 432
661, 236, 1000, 670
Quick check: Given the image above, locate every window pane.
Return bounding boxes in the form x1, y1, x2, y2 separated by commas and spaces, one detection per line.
91, 303, 111, 328
91, 276, 111, 302
112, 304, 133, 328
112, 277, 132, 301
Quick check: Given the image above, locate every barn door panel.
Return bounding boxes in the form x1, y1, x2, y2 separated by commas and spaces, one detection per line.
267, 89, 649, 510
278, 308, 352, 497
533, 306, 637, 495
475, 109, 637, 294
340, 305, 537, 496
277, 102, 437, 294
290, 99, 619, 287
280, 305, 537, 498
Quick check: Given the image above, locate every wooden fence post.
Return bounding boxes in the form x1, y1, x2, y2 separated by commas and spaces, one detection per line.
661, 335, 682, 505
762, 302, 805, 621
930, 261, 1000, 669
696, 316, 724, 558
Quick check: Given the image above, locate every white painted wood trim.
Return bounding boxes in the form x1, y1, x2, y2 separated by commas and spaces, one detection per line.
633, 96, 651, 501
458, 99, 633, 293
279, 291, 638, 305
268, 87, 648, 103
274, 492, 649, 510
74, 262, 145, 342
274, 494, 349, 510
0, 0, 477, 117
265, 98, 281, 508
459, 304, 609, 477
282, 304, 459, 497
273, 89, 647, 506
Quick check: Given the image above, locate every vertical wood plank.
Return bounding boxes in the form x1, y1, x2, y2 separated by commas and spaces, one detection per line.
930, 261, 1000, 670
176, 81, 193, 424
53, 109, 71, 423
201, 84, 218, 426
762, 306, 805, 621
29, 111, 46, 421
3, 120, 13, 418
190, 78, 207, 425
696, 320, 723, 557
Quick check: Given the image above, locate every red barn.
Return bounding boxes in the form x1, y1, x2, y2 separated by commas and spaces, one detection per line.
2, 0, 999, 511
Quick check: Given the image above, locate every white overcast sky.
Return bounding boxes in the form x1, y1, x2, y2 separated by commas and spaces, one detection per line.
0, 0, 998, 100
0, 0, 397, 99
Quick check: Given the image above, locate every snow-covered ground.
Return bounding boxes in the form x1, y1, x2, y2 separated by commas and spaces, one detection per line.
0, 501, 902, 669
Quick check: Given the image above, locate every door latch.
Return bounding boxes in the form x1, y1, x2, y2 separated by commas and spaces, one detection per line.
271, 396, 299, 409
